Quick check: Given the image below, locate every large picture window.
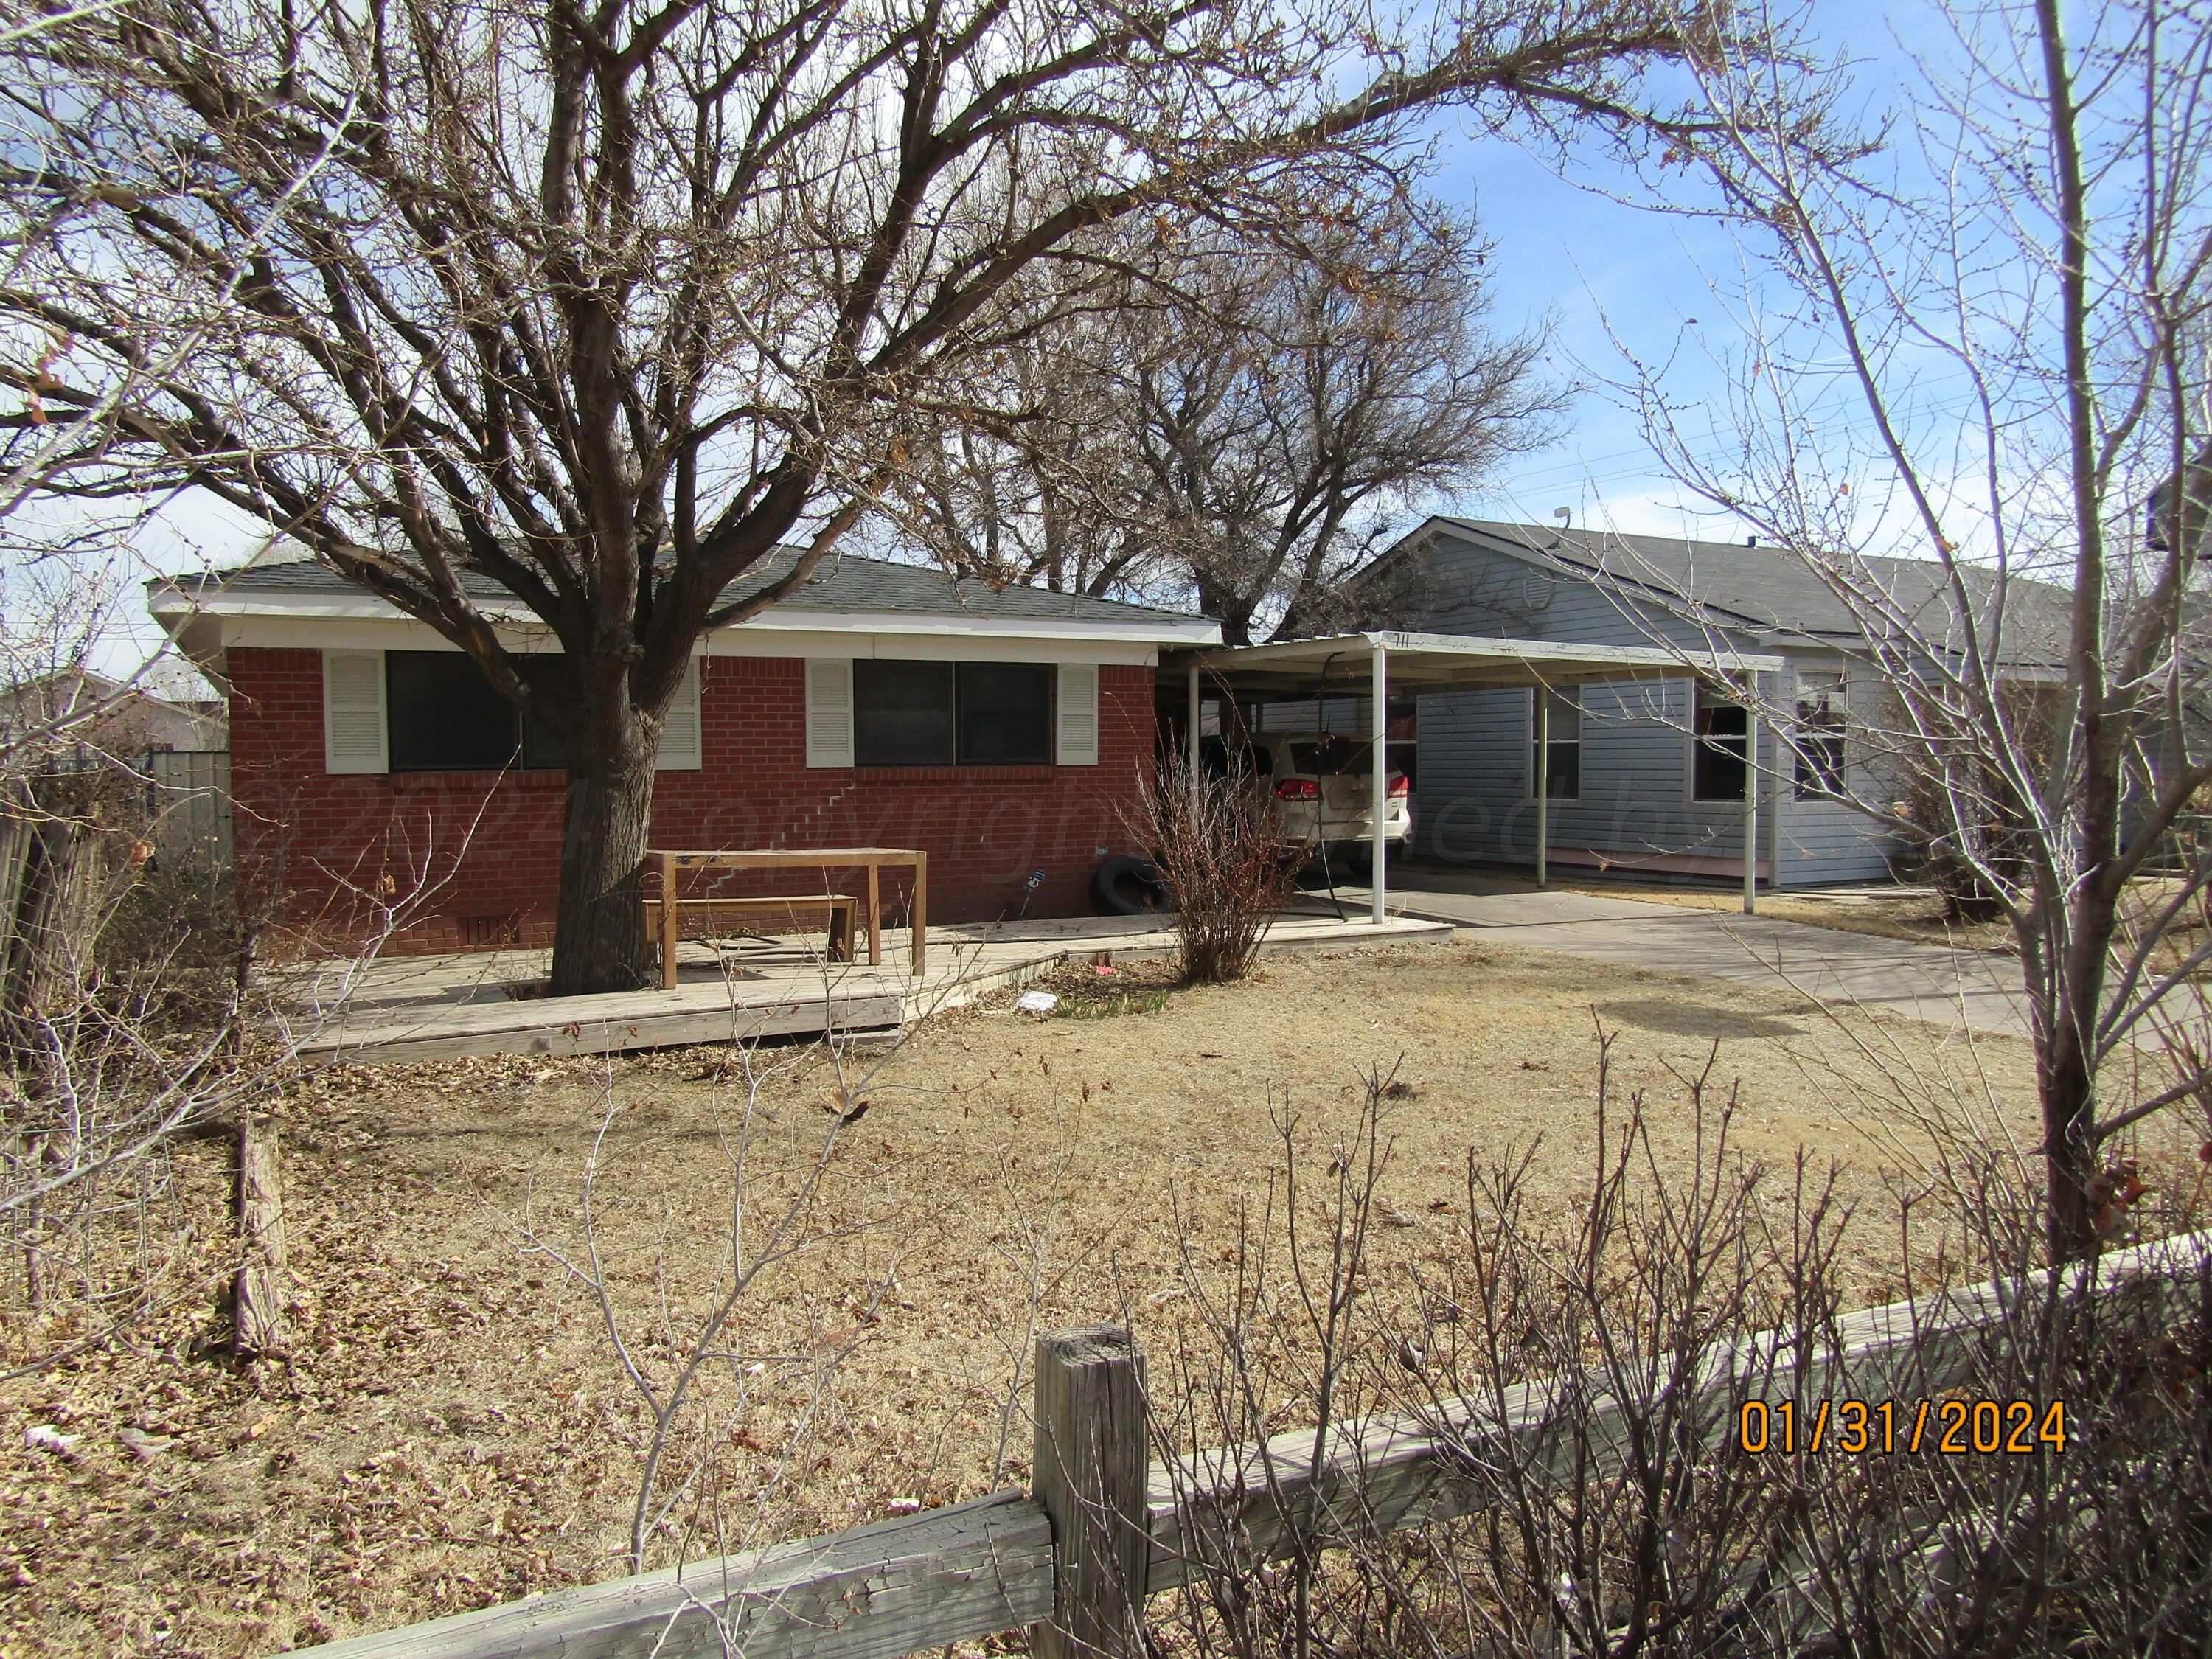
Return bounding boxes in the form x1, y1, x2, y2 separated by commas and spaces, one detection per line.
1692, 680, 1750, 801
386, 651, 565, 772
853, 660, 1054, 766
1530, 689, 1581, 800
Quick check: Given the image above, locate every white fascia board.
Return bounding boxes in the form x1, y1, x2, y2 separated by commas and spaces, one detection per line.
730, 607, 1218, 648
148, 588, 1215, 661
149, 587, 535, 626
157, 611, 560, 655
1372, 629, 1784, 672
705, 627, 1162, 666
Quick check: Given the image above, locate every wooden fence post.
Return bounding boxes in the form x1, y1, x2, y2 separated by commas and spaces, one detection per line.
1029, 1326, 1150, 1659
233, 1114, 289, 1357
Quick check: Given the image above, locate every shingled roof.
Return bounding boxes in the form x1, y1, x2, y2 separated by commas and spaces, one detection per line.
1429, 517, 2074, 669
156, 543, 1204, 630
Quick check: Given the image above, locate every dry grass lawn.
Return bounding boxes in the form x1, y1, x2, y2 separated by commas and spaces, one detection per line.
4, 934, 2191, 1658
1548, 869, 2212, 976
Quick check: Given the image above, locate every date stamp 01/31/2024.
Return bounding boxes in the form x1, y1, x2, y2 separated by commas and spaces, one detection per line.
1737, 1397, 2068, 1457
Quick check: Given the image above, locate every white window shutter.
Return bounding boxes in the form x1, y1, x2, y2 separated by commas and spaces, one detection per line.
1057, 663, 1099, 766
322, 649, 388, 774
805, 658, 854, 768
655, 655, 702, 771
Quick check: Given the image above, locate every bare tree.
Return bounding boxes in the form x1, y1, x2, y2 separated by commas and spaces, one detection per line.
1606, 0, 2212, 1257
890, 204, 1558, 642
880, 310, 1168, 603
0, 0, 1822, 992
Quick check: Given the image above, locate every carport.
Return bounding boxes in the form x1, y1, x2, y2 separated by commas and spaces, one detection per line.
1163, 631, 1786, 924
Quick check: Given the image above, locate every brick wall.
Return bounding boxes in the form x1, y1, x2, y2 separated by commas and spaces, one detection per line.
227, 647, 1158, 953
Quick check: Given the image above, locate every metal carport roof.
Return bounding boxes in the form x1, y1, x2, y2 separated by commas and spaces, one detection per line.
1158, 631, 1787, 923
1161, 629, 1784, 692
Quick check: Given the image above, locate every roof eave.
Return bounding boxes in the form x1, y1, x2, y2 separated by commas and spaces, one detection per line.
146, 585, 1222, 648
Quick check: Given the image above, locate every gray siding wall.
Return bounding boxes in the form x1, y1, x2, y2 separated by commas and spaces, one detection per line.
1400, 529, 1900, 886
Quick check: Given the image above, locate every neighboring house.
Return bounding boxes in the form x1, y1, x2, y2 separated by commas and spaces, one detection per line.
1364, 518, 2072, 887
0, 667, 226, 759
147, 550, 1217, 952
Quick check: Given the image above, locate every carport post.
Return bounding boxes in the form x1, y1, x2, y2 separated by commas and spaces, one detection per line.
1743, 705, 1760, 916
1370, 641, 1387, 925
1187, 660, 1201, 805
1533, 686, 1549, 889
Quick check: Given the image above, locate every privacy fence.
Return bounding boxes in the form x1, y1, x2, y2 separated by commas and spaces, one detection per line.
144, 748, 232, 866
303, 1226, 2212, 1659
0, 749, 230, 1014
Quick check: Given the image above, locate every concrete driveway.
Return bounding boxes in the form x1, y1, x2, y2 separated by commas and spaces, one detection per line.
1325, 870, 2032, 1040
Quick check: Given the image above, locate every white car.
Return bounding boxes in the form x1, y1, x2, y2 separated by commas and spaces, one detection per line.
1203, 731, 1411, 868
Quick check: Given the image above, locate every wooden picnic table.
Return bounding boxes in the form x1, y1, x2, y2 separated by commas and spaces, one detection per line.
649, 847, 928, 990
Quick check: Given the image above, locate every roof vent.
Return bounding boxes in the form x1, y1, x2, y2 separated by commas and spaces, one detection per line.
1745, 535, 1759, 546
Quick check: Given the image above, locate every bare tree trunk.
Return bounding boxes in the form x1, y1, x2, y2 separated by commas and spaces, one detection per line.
2044, 882, 2121, 1259
2041, 1030, 2097, 1261
550, 742, 657, 997
232, 1113, 288, 1357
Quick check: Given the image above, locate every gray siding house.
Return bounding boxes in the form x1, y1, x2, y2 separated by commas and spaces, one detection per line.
1368, 517, 2069, 888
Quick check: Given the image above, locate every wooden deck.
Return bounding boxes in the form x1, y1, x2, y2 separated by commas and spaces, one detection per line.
284, 904, 1454, 1065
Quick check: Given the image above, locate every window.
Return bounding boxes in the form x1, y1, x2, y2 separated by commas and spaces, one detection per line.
1693, 680, 1750, 801
852, 660, 1054, 766
854, 661, 956, 766
1530, 689, 1581, 800
1793, 672, 1846, 799
386, 651, 565, 772
956, 663, 1054, 764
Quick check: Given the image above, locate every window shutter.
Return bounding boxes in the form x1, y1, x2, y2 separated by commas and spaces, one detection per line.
805, 658, 854, 768
322, 650, 388, 774
655, 655, 702, 771
1057, 663, 1099, 766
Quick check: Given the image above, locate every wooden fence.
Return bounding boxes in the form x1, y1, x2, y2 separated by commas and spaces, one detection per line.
305, 1226, 2212, 1659
144, 748, 231, 866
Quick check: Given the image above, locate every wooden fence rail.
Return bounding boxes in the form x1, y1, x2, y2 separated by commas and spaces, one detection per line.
307, 1226, 2212, 1659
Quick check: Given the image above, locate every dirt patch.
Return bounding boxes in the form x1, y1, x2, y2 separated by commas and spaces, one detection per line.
2, 935, 2174, 1657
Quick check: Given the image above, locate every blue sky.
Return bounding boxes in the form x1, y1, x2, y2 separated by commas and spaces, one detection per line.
1431, 133, 1742, 538
1433, 0, 1994, 547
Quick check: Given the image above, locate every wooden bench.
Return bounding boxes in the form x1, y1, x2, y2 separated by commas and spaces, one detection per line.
649, 849, 926, 990
642, 893, 857, 974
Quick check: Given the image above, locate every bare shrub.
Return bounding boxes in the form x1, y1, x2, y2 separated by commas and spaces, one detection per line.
1130, 749, 1305, 984
496, 966, 930, 1576
1144, 1040, 2212, 1659
0, 748, 470, 1374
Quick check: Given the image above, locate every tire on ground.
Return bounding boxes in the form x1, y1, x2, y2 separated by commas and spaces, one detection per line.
1092, 855, 1171, 915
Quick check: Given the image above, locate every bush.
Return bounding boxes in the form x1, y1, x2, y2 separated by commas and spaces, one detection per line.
1127, 750, 1306, 983
1896, 767, 2034, 924
1142, 1047, 2212, 1658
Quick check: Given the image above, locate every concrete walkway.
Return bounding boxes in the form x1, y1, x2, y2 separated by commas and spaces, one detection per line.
285, 902, 1453, 1065
1350, 871, 2032, 1040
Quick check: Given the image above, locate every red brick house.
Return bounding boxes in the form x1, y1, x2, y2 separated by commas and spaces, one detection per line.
149, 552, 1218, 953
